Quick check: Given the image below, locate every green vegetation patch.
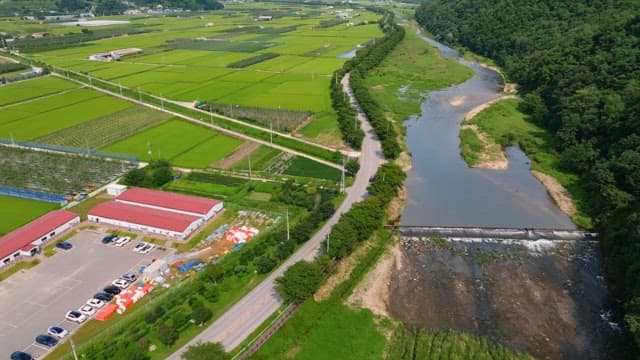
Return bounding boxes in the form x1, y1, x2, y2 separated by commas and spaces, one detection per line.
165, 39, 278, 53
36, 106, 172, 149
0, 195, 57, 236
365, 27, 474, 122
228, 53, 280, 69
0, 76, 78, 106
463, 99, 591, 227
283, 157, 341, 181
172, 135, 244, 169
459, 127, 483, 166
231, 146, 281, 171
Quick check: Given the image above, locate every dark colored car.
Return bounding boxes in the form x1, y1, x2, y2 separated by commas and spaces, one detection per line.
35, 334, 58, 347
11, 352, 34, 360
103, 285, 121, 295
93, 292, 114, 301
101, 234, 117, 244
55, 241, 72, 250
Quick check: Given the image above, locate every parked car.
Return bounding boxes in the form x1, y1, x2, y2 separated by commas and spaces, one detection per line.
47, 326, 68, 338
101, 234, 117, 244
10, 351, 34, 360
114, 236, 131, 247
86, 298, 105, 309
103, 285, 121, 295
121, 272, 137, 282
35, 334, 58, 347
55, 241, 72, 250
65, 310, 86, 323
133, 242, 148, 252
78, 305, 96, 317
93, 292, 113, 302
112, 279, 130, 289
140, 244, 155, 254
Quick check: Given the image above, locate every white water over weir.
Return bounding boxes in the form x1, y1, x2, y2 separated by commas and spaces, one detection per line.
395, 226, 597, 241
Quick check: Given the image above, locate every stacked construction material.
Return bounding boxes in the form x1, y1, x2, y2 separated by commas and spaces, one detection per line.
114, 283, 154, 314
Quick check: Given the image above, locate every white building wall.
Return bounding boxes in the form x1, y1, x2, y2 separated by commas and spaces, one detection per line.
0, 215, 79, 268
88, 215, 202, 240
204, 202, 224, 220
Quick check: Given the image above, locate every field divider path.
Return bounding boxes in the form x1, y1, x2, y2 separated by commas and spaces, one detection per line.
166, 72, 383, 358
50, 72, 344, 171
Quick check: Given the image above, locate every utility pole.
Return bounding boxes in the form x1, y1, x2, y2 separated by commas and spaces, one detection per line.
248, 152, 252, 180
70, 338, 79, 360
119, 82, 122, 96
286, 208, 290, 241
269, 120, 273, 144
160, 93, 164, 110
340, 157, 346, 193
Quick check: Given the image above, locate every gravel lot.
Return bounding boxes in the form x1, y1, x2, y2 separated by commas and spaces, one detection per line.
0, 229, 168, 358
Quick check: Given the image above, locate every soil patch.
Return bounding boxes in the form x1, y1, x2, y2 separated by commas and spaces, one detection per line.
531, 170, 577, 219
211, 141, 260, 169
387, 238, 624, 359
463, 95, 517, 122
347, 242, 402, 317
449, 95, 467, 106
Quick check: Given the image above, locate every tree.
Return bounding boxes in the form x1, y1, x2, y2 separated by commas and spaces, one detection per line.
254, 254, 277, 274
157, 322, 178, 346
191, 306, 213, 325
181, 342, 229, 360
152, 166, 174, 186
275, 260, 322, 303
123, 168, 145, 186
202, 263, 224, 283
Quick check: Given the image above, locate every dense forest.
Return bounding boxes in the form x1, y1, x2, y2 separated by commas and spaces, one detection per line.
416, 0, 640, 350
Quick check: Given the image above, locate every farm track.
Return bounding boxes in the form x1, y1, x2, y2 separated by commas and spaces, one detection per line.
51, 72, 346, 170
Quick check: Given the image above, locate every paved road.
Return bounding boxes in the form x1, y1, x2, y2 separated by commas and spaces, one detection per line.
167, 73, 383, 358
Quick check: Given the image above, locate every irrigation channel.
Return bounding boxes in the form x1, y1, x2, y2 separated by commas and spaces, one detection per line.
390, 31, 627, 358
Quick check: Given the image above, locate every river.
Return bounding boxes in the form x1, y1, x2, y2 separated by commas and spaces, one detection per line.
401, 33, 575, 229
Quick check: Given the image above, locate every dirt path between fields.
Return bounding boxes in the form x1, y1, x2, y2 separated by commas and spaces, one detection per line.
212, 141, 260, 169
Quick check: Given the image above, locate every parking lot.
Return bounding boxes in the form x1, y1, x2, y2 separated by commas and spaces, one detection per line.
0, 229, 170, 358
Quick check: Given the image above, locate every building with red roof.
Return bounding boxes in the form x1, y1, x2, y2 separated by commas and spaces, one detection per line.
116, 187, 222, 220
88, 188, 222, 239
89, 201, 204, 239
1, 210, 80, 268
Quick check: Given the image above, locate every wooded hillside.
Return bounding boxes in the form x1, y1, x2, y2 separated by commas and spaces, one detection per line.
416, 0, 640, 350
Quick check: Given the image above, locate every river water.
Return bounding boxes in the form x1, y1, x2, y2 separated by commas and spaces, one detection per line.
401, 34, 575, 229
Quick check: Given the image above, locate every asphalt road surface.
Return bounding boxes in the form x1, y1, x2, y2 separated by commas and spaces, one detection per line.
168, 73, 384, 358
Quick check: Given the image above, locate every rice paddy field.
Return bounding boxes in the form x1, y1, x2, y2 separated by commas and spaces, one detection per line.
102, 119, 244, 168
18, 4, 384, 144
0, 195, 58, 236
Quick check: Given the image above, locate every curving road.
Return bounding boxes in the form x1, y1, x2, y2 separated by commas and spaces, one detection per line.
167, 73, 384, 358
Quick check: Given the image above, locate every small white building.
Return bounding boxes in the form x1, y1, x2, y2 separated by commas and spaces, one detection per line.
107, 184, 127, 197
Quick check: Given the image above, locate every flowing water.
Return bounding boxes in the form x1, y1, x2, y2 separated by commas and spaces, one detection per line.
401, 34, 574, 229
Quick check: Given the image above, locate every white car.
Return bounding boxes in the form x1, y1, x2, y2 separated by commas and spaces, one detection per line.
47, 326, 68, 338
140, 244, 155, 254
86, 298, 105, 309
114, 236, 131, 247
78, 305, 96, 317
112, 279, 130, 289
133, 242, 148, 252
65, 310, 87, 323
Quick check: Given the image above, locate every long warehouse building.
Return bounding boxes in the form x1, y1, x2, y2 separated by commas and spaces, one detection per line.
88, 188, 222, 240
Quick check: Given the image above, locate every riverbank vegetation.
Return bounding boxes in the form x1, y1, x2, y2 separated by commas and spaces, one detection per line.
365, 25, 473, 123
459, 98, 591, 227
416, 0, 640, 350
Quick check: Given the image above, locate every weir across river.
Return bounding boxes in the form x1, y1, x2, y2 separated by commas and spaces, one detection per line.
392, 226, 597, 241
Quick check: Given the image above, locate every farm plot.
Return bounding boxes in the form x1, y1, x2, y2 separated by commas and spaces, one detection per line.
0, 195, 58, 236
0, 94, 132, 140
0, 76, 78, 106
282, 156, 341, 181
0, 146, 136, 195
36, 106, 172, 149
102, 119, 245, 167
231, 145, 282, 171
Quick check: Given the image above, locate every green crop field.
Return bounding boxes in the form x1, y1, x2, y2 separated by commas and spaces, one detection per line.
283, 156, 341, 181
0, 195, 58, 236
19, 5, 385, 145
232, 145, 281, 171
0, 76, 78, 106
102, 119, 245, 167
36, 106, 172, 149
